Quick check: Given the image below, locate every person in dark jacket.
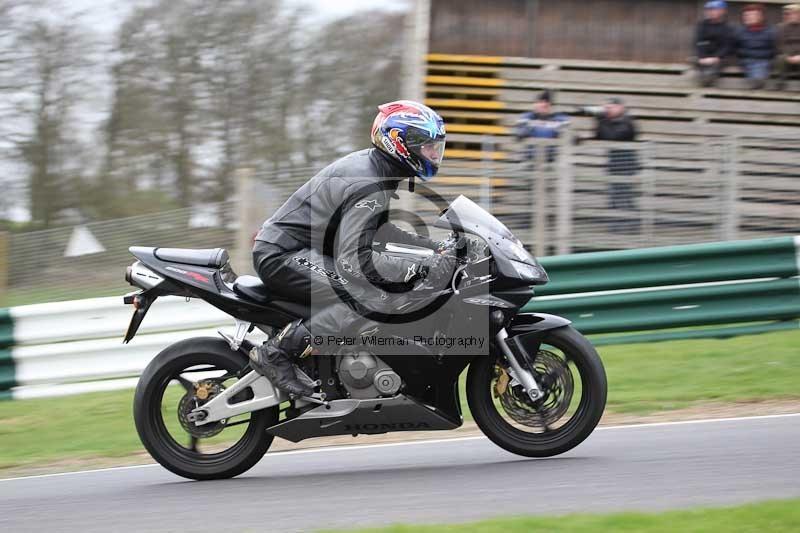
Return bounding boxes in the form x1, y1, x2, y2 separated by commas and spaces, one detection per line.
576, 98, 640, 232
514, 90, 569, 163
776, 4, 800, 88
587, 98, 639, 174
695, 0, 734, 87
736, 3, 776, 89
248, 101, 453, 397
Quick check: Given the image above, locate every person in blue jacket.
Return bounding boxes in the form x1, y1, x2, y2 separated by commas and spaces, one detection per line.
514, 90, 569, 164
736, 3, 776, 89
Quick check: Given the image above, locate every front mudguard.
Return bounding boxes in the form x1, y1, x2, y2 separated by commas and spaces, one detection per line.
504, 312, 572, 362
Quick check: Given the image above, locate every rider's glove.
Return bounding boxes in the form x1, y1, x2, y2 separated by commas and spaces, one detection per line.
435, 233, 467, 255
434, 236, 458, 253
420, 252, 459, 287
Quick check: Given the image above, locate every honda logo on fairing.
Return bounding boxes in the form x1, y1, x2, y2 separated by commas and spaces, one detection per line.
344, 422, 431, 431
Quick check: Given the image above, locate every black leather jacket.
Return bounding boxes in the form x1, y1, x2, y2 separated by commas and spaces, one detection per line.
256, 148, 436, 285
595, 114, 640, 176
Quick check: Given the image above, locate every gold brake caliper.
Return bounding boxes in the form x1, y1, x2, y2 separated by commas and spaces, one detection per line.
195, 382, 211, 401
494, 366, 510, 397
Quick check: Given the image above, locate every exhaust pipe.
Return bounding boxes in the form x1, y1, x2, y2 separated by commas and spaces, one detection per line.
126, 261, 164, 289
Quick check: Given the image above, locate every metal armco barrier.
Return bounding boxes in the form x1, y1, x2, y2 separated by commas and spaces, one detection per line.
535, 236, 800, 296
1, 236, 798, 400
528, 235, 800, 343
11, 295, 232, 346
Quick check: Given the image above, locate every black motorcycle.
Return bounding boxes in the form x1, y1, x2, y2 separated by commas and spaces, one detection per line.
125, 195, 606, 480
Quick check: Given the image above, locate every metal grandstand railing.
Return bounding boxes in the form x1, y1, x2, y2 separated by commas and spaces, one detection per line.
434, 131, 800, 256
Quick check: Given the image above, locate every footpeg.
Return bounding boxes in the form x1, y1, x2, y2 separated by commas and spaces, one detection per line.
295, 367, 319, 388
294, 391, 328, 406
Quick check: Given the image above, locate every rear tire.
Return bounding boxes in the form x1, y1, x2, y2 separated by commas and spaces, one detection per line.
134, 337, 278, 480
467, 325, 606, 457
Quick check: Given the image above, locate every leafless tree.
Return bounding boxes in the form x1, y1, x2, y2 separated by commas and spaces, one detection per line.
12, 14, 95, 227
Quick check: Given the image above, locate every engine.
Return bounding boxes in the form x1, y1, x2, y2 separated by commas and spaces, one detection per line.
337, 351, 402, 399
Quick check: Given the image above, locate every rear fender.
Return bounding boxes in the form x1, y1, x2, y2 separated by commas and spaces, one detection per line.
123, 287, 165, 343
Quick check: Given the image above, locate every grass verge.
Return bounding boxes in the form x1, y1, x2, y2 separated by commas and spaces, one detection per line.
321, 498, 800, 533
1, 330, 799, 472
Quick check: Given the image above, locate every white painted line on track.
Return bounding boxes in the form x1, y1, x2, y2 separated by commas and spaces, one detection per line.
0, 462, 160, 483
597, 411, 800, 431
1, 412, 798, 483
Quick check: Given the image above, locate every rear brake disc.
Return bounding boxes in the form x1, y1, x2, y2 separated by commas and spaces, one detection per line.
177, 381, 227, 438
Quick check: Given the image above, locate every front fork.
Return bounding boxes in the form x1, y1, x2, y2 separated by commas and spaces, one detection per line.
496, 328, 544, 401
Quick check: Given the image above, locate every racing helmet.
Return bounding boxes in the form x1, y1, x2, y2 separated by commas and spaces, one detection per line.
371, 100, 446, 181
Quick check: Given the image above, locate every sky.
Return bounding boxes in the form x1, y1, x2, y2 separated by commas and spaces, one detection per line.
66, 0, 409, 30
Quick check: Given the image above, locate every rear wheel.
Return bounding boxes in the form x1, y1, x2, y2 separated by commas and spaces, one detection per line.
467, 325, 606, 457
134, 337, 278, 480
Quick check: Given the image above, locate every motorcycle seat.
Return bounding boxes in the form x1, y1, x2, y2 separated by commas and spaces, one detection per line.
233, 275, 271, 302
154, 247, 229, 268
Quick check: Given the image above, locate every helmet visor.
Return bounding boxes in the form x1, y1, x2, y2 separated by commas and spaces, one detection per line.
406, 128, 446, 168
418, 139, 446, 168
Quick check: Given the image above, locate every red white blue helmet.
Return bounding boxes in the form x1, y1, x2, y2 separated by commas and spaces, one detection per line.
371, 100, 446, 181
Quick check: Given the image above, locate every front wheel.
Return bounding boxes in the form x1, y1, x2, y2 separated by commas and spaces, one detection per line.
467, 325, 607, 457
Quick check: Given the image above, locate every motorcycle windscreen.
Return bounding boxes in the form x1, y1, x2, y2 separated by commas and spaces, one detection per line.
434, 195, 514, 239
433, 195, 548, 283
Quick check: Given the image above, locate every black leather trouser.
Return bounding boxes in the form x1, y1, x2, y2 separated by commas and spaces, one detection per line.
252, 241, 385, 352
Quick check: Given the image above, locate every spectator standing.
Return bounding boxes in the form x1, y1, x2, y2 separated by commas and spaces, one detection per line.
576, 98, 640, 232
776, 3, 800, 88
736, 3, 776, 89
695, 0, 734, 87
514, 90, 569, 164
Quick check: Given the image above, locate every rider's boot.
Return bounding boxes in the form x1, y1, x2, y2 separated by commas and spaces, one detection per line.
249, 320, 315, 398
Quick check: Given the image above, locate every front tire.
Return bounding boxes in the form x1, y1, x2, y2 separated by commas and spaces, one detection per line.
467, 325, 606, 457
134, 337, 278, 480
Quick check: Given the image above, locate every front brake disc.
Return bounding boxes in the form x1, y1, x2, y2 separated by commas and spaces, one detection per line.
495, 350, 574, 429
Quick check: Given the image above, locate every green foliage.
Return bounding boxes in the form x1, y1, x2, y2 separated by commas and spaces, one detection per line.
84, 189, 182, 220
0, 220, 39, 233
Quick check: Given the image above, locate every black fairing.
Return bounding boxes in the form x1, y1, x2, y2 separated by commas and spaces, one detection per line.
508, 312, 572, 335
379, 353, 472, 425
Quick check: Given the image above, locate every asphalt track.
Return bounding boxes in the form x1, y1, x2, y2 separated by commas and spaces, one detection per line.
2, 414, 799, 532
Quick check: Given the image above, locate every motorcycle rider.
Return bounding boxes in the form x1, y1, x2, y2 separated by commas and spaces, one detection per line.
248, 100, 454, 397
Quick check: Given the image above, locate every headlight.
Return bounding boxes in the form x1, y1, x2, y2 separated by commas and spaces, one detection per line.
511, 260, 548, 282
507, 241, 533, 263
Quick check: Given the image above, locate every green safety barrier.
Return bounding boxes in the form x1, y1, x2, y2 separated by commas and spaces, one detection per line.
0, 308, 14, 392
536, 236, 799, 296
527, 278, 800, 334
527, 236, 800, 343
